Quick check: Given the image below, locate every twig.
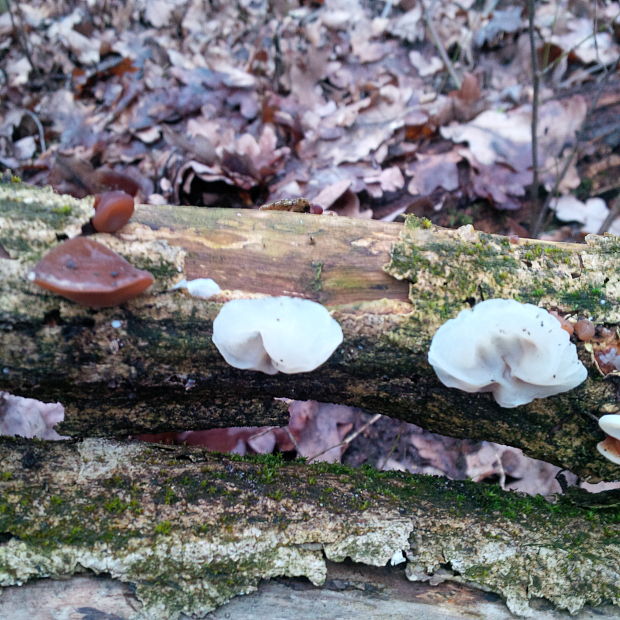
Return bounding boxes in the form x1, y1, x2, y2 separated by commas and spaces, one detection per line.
377, 421, 407, 470
22, 110, 46, 153
534, 55, 619, 235
422, 0, 461, 89
380, 0, 393, 19
6, 0, 39, 77
597, 195, 620, 235
527, 0, 541, 235
532, 61, 619, 234
306, 413, 382, 463
494, 447, 507, 490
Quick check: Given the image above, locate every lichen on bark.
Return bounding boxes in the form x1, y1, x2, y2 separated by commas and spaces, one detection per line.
0, 438, 618, 619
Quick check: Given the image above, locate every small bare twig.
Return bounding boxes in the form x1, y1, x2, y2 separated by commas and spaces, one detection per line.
423, 0, 461, 89
380, 0, 394, 19
6, 0, 39, 77
597, 195, 620, 235
22, 110, 46, 154
248, 425, 299, 451
527, 0, 541, 234
494, 448, 507, 490
534, 55, 619, 236
306, 413, 382, 463
377, 420, 407, 470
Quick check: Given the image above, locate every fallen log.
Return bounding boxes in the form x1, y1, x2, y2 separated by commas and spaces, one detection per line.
0, 181, 619, 478
0, 437, 618, 619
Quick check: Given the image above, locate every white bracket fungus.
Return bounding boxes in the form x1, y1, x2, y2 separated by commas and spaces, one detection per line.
597, 414, 620, 465
172, 278, 221, 299
212, 296, 343, 374
428, 298, 587, 408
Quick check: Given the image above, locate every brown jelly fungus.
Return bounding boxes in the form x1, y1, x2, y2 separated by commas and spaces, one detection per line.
31, 237, 153, 307
92, 191, 135, 233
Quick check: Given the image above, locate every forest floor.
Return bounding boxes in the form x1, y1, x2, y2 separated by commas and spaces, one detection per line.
1, 0, 620, 493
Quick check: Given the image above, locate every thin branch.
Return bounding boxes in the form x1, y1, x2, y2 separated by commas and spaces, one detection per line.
6, 0, 39, 77
536, 56, 619, 235
307, 413, 382, 463
528, 0, 542, 235
423, 0, 461, 89
596, 195, 620, 235
377, 420, 406, 470
22, 110, 46, 153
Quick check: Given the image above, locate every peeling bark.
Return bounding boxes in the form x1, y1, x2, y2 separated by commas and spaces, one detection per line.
0, 438, 619, 619
1, 182, 619, 478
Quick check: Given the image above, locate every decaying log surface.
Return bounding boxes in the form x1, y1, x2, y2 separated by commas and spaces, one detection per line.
1, 181, 619, 478
0, 437, 619, 619
5, 566, 619, 620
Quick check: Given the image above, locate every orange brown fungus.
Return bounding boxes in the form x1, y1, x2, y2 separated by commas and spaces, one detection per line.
549, 310, 573, 336
599, 436, 620, 462
574, 319, 595, 342
31, 237, 153, 307
92, 191, 135, 233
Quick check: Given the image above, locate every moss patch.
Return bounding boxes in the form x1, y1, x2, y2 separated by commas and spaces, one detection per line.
385, 217, 619, 326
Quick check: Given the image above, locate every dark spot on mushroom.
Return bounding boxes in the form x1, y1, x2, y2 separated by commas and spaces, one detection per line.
31, 237, 154, 307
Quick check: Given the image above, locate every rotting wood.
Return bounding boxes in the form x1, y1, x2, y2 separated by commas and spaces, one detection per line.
0, 437, 618, 619
0, 181, 619, 479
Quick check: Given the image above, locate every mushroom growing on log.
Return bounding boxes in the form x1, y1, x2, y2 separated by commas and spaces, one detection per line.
0, 182, 619, 480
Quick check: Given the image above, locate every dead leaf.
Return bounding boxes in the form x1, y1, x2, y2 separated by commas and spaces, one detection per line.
552, 195, 620, 235
407, 151, 461, 195
288, 400, 355, 463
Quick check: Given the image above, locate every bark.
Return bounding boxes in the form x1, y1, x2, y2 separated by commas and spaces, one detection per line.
1, 182, 619, 479
0, 437, 619, 619
0, 569, 548, 620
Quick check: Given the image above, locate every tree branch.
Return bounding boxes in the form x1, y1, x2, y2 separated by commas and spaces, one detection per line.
1, 182, 619, 479
0, 437, 618, 618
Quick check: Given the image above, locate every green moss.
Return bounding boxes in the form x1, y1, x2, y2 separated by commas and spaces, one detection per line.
154, 520, 173, 535
447, 212, 473, 227
163, 486, 179, 505
0, 444, 619, 620
104, 496, 131, 514
559, 286, 607, 313
520, 243, 573, 265
51, 205, 72, 216
311, 261, 323, 292
387, 226, 529, 321
132, 257, 178, 282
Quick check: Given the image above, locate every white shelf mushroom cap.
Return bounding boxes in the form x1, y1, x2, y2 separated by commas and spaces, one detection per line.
597, 414, 620, 465
173, 278, 221, 299
428, 298, 587, 408
212, 296, 343, 374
